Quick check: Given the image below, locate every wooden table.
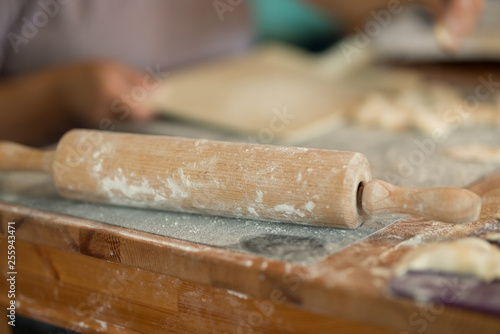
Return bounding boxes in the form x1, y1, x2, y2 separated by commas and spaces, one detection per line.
1, 167, 499, 334
2, 58, 500, 332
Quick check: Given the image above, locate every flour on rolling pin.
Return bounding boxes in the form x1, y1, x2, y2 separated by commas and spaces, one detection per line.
53, 130, 370, 228
0, 129, 482, 229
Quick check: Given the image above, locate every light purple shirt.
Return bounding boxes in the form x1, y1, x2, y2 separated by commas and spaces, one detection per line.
0, 0, 254, 76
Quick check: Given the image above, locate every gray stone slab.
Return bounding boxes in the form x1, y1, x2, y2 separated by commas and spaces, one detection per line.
1, 121, 498, 264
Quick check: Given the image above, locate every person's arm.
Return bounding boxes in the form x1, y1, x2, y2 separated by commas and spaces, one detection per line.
0, 61, 154, 146
0, 67, 70, 145
306, 0, 484, 50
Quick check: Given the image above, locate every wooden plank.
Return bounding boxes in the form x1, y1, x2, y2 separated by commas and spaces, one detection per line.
0, 238, 396, 334
147, 44, 349, 143
12, 239, 179, 313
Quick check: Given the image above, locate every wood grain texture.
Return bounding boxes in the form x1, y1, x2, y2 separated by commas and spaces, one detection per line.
0, 238, 396, 334
0, 170, 500, 333
53, 129, 372, 228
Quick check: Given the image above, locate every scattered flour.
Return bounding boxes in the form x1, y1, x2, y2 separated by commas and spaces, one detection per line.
247, 207, 259, 217
396, 234, 426, 249
227, 290, 249, 300
303, 201, 315, 212
274, 204, 305, 217
92, 161, 103, 174
165, 168, 191, 199
95, 320, 108, 331
101, 175, 157, 199
194, 139, 209, 147
78, 321, 89, 329
255, 190, 263, 203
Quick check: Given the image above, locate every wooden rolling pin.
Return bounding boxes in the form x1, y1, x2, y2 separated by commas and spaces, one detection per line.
0, 129, 481, 229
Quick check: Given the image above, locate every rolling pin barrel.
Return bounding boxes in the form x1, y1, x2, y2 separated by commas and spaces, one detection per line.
53, 129, 372, 228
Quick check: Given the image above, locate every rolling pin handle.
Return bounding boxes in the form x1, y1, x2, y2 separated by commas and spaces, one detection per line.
361, 179, 482, 224
0, 141, 55, 173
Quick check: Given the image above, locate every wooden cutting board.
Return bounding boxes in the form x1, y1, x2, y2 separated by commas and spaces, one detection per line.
147, 44, 367, 143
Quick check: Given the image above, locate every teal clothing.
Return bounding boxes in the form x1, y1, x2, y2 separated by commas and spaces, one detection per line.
250, 0, 339, 50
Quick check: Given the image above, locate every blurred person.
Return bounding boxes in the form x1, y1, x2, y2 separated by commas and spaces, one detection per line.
0, 0, 483, 146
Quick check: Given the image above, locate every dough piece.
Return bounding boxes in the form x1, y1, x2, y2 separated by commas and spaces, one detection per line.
394, 90, 452, 136
446, 145, 500, 163
147, 43, 349, 144
395, 237, 500, 282
353, 93, 410, 131
348, 65, 500, 135
484, 232, 500, 243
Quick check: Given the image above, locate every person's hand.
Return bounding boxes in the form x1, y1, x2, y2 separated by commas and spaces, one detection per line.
0, 60, 158, 145
429, 0, 484, 51
54, 61, 156, 127
308, 0, 484, 50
